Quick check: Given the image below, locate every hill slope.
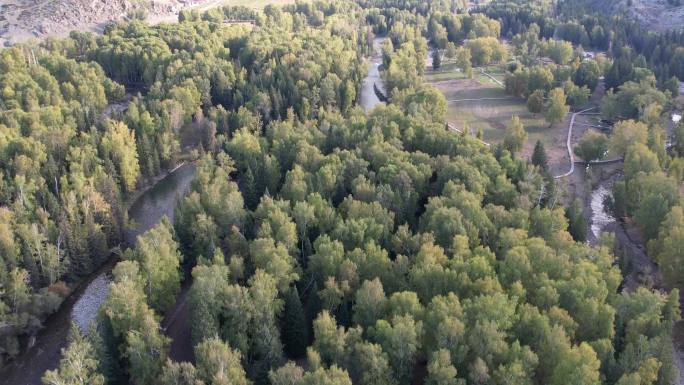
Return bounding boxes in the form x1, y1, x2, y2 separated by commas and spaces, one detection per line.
0, 0, 179, 47
595, 0, 684, 31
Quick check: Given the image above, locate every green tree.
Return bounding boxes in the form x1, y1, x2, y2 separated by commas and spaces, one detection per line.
426, 349, 464, 385
527, 90, 544, 114
125, 218, 182, 313
126, 312, 170, 385
42, 324, 105, 385
574, 131, 608, 162
268, 362, 304, 385
188, 256, 232, 346
312, 311, 347, 366
101, 120, 140, 193
563, 81, 590, 107
370, 315, 421, 385
565, 199, 587, 242
347, 341, 393, 385
248, 270, 284, 373
573, 60, 601, 91
249, 238, 299, 294
353, 279, 387, 329
649, 206, 684, 290
545, 88, 569, 126
195, 337, 250, 385
161, 361, 202, 385
610, 120, 649, 157
300, 365, 352, 385
455, 47, 473, 78
503, 115, 527, 154
624, 143, 660, 180
546, 40, 574, 65
673, 122, 684, 157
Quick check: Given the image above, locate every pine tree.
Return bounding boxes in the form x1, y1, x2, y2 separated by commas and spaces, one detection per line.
282, 287, 308, 358
432, 50, 441, 70
242, 166, 258, 210
305, 281, 321, 341
532, 140, 549, 172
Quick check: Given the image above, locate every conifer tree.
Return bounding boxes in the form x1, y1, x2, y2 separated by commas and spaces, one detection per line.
532, 140, 549, 172
243, 166, 258, 210
283, 287, 308, 358
432, 50, 441, 70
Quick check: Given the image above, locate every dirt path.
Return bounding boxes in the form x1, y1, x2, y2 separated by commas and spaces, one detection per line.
446, 122, 491, 146
163, 276, 194, 363
479, 68, 504, 87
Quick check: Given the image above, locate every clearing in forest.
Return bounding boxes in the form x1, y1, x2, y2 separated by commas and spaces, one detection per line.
425, 63, 568, 167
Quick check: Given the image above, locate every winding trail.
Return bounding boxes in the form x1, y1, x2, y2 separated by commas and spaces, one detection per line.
554, 106, 598, 179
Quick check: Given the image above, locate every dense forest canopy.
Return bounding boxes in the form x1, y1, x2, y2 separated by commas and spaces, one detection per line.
0, 1, 683, 385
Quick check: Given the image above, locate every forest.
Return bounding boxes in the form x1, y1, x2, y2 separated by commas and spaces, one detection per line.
0, 0, 683, 385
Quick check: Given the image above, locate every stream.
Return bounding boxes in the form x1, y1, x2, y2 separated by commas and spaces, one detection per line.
586, 175, 684, 384
0, 162, 196, 385
360, 37, 386, 112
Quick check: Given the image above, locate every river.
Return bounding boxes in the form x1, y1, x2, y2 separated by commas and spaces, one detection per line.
588, 182, 616, 244
360, 37, 387, 112
0, 162, 196, 385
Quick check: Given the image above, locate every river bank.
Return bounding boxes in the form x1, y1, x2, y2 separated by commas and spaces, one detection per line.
578, 162, 684, 384
0, 162, 197, 385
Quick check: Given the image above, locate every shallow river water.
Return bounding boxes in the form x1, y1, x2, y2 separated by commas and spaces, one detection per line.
589, 183, 616, 242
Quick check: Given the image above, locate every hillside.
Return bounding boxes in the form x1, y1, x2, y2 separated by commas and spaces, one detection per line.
0, 0, 301, 47
0, 0, 190, 46
596, 0, 684, 31
0, 0, 179, 47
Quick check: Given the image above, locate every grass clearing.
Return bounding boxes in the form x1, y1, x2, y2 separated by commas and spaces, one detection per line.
426, 66, 549, 148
